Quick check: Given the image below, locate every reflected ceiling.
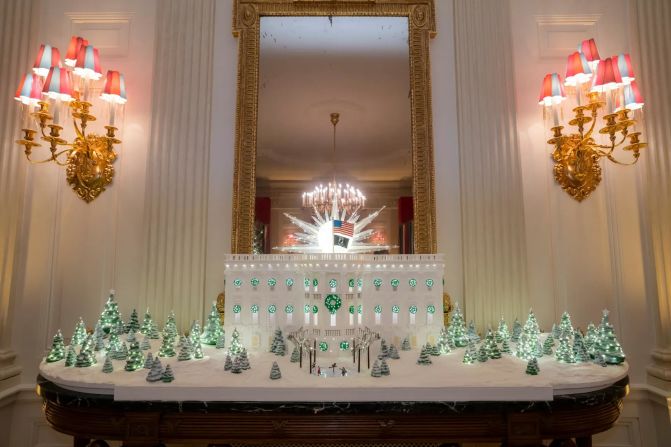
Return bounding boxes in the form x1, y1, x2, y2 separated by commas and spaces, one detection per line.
257, 16, 411, 182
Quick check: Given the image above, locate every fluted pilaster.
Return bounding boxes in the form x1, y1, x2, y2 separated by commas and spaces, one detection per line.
0, 0, 36, 389
634, 0, 671, 384
453, 0, 529, 328
141, 0, 215, 329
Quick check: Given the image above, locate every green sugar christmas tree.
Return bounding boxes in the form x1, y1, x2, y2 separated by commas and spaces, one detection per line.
74, 349, 93, 368
371, 360, 382, 377
125, 341, 144, 371
126, 329, 137, 343
161, 364, 174, 383
64, 345, 76, 367
380, 339, 389, 358
462, 342, 477, 364
239, 348, 251, 370
417, 345, 432, 365
496, 317, 509, 343
401, 336, 411, 351
573, 332, 589, 362
177, 343, 192, 361
515, 310, 541, 361
477, 344, 488, 362
551, 323, 561, 339
93, 325, 105, 352
558, 311, 574, 337
429, 342, 440, 356
158, 328, 176, 357
202, 303, 223, 345
584, 322, 598, 357
447, 303, 469, 347
231, 357, 242, 374
270, 328, 286, 355
269, 361, 282, 380
224, 354, 233, 370
146, 358, 163, 382
436, 327, 451, 354
147, 320, 160, 339
543, 334, 554, 355
102, 355, 113, 373
290, 345, 300, 363
484, 329, 502, 359
596, 310, 625, 364
229, 328, 243, 356
380, 359, 390, 376
193, 340, 204, 359
71, 318, 87, 346
164, 311, 178, 340
388, 344, 400, 359
107, 332, 122, 354
189, 320, 202, 345
114, 342, 128, 360
140, 309, 153, 335
81, 334, 97, 365
555, 333, 576, 363
126, 309, 140, 334
98, 291, 122, 335
46, 330, 65, 362
525, 358, 540, 375
144, 352, 154, 369
501, 338, 512, 354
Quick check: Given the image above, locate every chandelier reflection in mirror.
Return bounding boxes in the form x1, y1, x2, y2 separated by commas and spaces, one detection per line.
281, 113, 391, 254
14, 36, 126, 203
539, 38, 646, 202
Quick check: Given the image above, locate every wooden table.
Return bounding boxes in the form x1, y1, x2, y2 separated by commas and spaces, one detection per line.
36, 374, 628, 447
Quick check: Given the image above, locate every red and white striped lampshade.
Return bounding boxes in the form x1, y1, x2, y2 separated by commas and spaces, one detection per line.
74, 45, 102, 80
100, 70, 127, 104
65, 36, 89, 67
32, 44, 61, 77
622, 81, 644, 110
579, 38, 601, 70
590, 57, 622, 93
42, 66, 74, 102
538, 73, 566, 106
614, 53, 635, 84
565, 51, 592, 86
14, 72, 43, 105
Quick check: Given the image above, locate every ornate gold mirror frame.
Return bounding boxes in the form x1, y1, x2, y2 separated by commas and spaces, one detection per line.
231, 0, 437, 254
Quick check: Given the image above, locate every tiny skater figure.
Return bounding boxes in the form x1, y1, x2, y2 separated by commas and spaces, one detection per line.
331, 362, 337, 374
341, 366, 347, 376
317, 366, 321, 376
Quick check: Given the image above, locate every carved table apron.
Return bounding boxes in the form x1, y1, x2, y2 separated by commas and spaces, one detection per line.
36, 374, 628, 447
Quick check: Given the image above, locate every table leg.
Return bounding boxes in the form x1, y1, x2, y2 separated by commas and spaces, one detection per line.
576, 436, 592, 447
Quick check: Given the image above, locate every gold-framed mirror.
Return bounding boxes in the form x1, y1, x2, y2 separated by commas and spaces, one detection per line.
230, 0, 436, 254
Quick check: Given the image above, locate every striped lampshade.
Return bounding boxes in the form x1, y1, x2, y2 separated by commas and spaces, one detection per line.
564, 51, 592, 86
622, 81, 644, 110
74, 45, 102, 80
42, 66, 74, 102
65, 36, 89, 67
590, 57, 623, 93
579, 38, 601, 67
14, 72, 43, 105
538, 73, 566, 106
614, 53, 635, 84
33, 44, 61, 77
100, 70, 127, 104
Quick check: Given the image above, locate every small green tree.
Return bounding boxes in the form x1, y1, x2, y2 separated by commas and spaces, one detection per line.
573, 332, 589, 362
158, 329, 176, 358
144, 352, 154, 369
447, 303, 468, 347
596, 310, 625, 364
224, 354, 233, 370
270, 361, 282, 379
371, 360, 382, 377
71, 318, 87, 346
515, 310, 541, 361
126, 309, 140, 334
229, 328, 243, 356
146, 358, 163, 382
239, 348, 251, 370
231, 357, 242, 374
102, 355, 113, 373
477, 344, 488, 363
125, 341, 144, 371
64, 345, 76, 367
555, 334, 576, 363
525, 358, 539, 375
543, 334, 554, 355
201, 303, 223, 345
462, 342, 477, 364
380, 359, 390, 376
46, 330, 65, 362
558, 311, 574, 337
290, 345, 300, 363
98, 292, 122, 335
388, 344, 400, 359
400, 337, 411, 351
496, 317, 510, 343
161, 364, 175, 383
501, 338, 512, 354
511, 318, 523, 342
416, 345, 432, 365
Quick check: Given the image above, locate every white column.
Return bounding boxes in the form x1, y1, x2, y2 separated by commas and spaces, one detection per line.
141, 0, 215, 329
634, 0, 671, 385
453, 0, 529, 328
0, 0, 36, 390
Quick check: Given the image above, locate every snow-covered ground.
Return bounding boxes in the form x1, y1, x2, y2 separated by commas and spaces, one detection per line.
39, 340, 628, 402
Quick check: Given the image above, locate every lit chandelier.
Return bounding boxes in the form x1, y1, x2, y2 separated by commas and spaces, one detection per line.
539, 38, 646, 202
14, 36, 127, 203
301, 113, 366, 214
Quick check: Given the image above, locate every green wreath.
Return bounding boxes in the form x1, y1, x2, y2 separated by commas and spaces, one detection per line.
324, 294, 342, 314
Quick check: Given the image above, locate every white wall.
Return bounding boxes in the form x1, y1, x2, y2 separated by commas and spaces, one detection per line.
0, 0, 668, 446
